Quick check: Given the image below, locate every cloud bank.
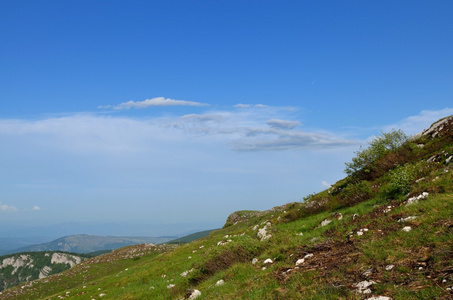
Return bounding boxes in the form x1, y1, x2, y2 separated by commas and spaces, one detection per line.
0, 202, 17, 212
102, 97, 209, 110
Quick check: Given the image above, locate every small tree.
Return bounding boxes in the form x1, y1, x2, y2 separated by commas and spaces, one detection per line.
345, 129, 408, 177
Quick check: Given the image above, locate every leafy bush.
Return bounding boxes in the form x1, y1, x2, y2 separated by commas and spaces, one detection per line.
387, 164, 417, 196
345, 129, 408, 177
339, 181, 373, 207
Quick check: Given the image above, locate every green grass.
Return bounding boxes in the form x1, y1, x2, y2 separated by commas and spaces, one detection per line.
2, 124, 453, 299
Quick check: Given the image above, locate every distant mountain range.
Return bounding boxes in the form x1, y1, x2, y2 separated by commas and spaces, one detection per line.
2, 234, 175, 255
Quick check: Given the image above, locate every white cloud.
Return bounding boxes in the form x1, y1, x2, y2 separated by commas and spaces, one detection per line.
266, 119, 301, 130
384, 108, 453, 135
32, 205, 41, 211
0, 202, 17, 212
233, 130, 357, 151
234, 103, 268, 108
234, 104, 252, 108
112, 97, 209, 110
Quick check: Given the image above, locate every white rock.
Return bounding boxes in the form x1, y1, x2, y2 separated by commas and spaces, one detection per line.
257, 226, 271, 241
99, 294, 106, 297
263, 258, 273, 264
402, 226, 412, 232
320, 219, 332, 227
252, 258, 259, 265
180, 269, 194, 277
398, 216, 417, 222
215, 279, 225, 286
357, 231, 364, 236
304, 253, 313, 259
295, 258, 305, 266
354, 280, 376, 294
385, 265, 394, 271
366, 296, 391, 300
446, 155, 452, 164
262, 267, 267, 270
167, 284, 175, 289
188, 289, 201, 299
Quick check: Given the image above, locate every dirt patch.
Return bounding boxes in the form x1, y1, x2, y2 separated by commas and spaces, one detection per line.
274, 240, 362, 286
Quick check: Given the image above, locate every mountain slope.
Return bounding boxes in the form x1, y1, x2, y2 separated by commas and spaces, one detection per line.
8, 234, 174, 254
1, 116, 452, 299
0, 252, 91, 292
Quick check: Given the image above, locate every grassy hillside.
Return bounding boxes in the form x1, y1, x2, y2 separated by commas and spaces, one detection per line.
1, 116, 452, 299
167, 229, 217, 244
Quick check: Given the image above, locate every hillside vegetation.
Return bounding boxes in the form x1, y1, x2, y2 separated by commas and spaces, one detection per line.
1, 116, 452, 299
0, 252, 92, 292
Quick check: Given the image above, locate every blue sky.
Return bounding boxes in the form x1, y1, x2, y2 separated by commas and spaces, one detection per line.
1, 1, 452, 237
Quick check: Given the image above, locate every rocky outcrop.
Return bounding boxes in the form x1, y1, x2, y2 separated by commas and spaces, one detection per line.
422, 115, 453, 138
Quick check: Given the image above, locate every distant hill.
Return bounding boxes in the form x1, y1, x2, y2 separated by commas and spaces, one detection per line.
166, 229, 217, 244
6, 234, 175, 254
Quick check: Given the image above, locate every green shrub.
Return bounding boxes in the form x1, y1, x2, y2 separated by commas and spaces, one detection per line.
345, 129, 408, 177
339, 181, 373, 207
387, 164, 417, 196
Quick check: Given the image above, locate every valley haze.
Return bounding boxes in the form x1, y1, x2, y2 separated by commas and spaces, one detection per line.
1, 1, 452, 241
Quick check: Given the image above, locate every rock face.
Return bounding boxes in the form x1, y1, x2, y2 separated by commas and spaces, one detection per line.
0, 252, 86, 291
51, 253, 82, 267
422, 115, 453, 138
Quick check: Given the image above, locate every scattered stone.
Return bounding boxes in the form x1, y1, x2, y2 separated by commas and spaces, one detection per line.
406, 192, 429, 205
362, 269, 373, 277
385, 265, 394, 271
167, 284, 175, 289
99, 294, 106, 297
262, 267, 267, 270
398, 216, 417, 222
187, 289, 201, 299
320, 219, 332, 227
352, 214, 359, 220
215, 279, 225, 286
257, 223, 272, 241
446, 155, 453, 164
295, 258, 305, 266
333, 212, 343, 220
263, 258, 273, 264
295, 254, 313, 266
180, 269, 194, 277
252, 258, 258, 265
402, 226, 412, 232
217, 240, 232, 246
366, 296, 392, 300
296, 232, 303, 236
353, 280, 376, 294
